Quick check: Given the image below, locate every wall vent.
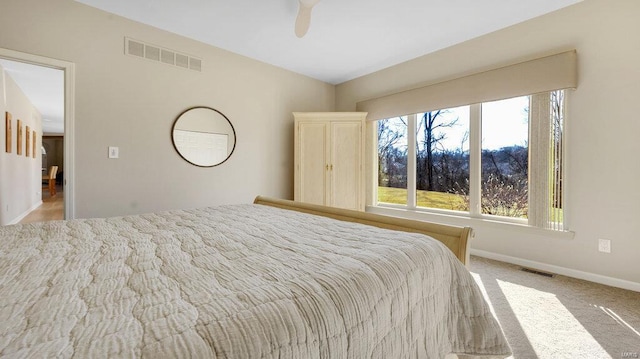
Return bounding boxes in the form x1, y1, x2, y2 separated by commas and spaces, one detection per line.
127, 39, 144, 57
161, 49, 175, 65
144, 44, 160, 61
175, 53, 189, 69
189, 58, 202, 72
125, 37, 201, 72
520, 267, 555, 278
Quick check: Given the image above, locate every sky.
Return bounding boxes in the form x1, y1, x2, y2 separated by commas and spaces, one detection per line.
384, 95, 529, 152
480, 96, 529, 150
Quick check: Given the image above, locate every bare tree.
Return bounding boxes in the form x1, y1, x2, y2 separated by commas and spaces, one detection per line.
481, 174, 528, 218
378, 118, 406, 186
550, 90, 564, 207
417, 110, 459, 191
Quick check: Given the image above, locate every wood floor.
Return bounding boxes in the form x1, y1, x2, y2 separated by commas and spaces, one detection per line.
19, 186, 64, 223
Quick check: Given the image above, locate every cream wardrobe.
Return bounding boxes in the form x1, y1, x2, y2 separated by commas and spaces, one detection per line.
293, 112, 367, 211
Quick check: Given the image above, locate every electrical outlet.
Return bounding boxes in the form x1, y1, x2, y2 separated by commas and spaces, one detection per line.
598, 238, 611, 253
108, 146, 119, 159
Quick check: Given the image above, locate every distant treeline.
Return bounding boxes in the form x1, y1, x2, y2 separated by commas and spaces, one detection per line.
379, 145, 529, 216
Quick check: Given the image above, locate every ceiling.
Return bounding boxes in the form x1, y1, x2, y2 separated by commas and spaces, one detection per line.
2, 0, 582, 136
77, 0, 581, 85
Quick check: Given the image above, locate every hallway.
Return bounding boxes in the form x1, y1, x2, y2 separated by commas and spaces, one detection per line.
19, 186, 63, 223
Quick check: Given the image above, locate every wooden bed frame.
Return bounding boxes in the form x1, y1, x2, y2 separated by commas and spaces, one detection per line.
254, 196, 473, 266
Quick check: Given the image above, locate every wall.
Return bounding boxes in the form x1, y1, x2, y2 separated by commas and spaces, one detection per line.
0, 64, 43, 225
336, 0, 640, 287
0, 0, 334, 218
42, 136, 64, 179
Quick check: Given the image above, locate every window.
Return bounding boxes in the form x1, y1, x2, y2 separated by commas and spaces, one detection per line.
480, 96, 529, 218
376, 90, 566, 230
377, 116, 408, 205
416, 106, 470, 212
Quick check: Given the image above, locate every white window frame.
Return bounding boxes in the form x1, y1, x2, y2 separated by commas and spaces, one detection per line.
373, 91, 568, 230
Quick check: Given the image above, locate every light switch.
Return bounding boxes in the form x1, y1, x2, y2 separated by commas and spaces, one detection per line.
108, 146, 119, 159
598, 238, 611, 253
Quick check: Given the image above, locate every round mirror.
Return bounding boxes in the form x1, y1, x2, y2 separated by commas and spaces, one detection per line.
171, 106, 236, 167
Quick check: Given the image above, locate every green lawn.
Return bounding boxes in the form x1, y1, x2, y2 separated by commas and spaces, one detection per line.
378, 186, 563, 222
377, 186, 467, 211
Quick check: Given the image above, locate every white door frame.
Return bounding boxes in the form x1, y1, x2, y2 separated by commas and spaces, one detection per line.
0, 48, 76, 219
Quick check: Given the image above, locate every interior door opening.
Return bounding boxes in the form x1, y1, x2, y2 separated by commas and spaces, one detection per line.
0, 48, 75, 224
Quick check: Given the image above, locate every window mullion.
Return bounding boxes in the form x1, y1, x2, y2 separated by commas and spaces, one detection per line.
469, 104, 481, 217
407, 114, 417, 209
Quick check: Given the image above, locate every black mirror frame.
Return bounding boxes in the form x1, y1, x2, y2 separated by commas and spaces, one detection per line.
171, 106, 237, 168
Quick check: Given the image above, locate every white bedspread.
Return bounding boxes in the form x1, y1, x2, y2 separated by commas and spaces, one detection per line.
0, 204, 510, 358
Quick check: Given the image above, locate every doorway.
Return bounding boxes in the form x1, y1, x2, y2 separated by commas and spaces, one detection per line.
0, 48, 75, 222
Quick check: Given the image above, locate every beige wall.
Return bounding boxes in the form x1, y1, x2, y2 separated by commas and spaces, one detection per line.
336, 0, 640, 286
0, 65, 43, 225
0, 0, 334, 218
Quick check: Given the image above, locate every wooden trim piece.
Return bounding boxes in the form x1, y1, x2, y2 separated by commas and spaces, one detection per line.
254, 195, 472, 266
25, 126, 31, 157
32, 131, 36, 158
5, 112, 11, 153
17, 119, 22, 155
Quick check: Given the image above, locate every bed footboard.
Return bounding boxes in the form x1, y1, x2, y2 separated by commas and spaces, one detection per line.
253, 196, 472, 266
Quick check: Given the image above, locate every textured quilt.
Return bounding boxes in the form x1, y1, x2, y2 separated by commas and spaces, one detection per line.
0, 204, 510, 358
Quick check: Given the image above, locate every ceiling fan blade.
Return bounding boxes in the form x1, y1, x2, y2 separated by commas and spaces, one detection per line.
295, 0, 322, 38
295, 4, 313, 38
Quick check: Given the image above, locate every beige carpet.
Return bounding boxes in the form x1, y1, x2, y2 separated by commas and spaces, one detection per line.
469, 256, 640, 359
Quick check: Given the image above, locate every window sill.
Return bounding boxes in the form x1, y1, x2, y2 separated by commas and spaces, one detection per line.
366, 204, 576, 240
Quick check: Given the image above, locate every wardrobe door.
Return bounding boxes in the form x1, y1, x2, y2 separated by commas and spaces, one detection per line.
329, 121, 362, 211
295, 121, 329, 206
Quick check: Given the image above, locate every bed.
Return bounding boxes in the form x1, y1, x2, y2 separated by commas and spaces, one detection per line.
0, 196, 511, 358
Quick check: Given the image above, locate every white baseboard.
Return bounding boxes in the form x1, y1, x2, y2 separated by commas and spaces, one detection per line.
471, 249, 640, 292
8, 201, 43, 225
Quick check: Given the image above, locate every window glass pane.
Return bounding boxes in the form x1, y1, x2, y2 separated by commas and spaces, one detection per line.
481, 96, 529, 218
377, 117, 408, 205
415, 106, 469, 212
